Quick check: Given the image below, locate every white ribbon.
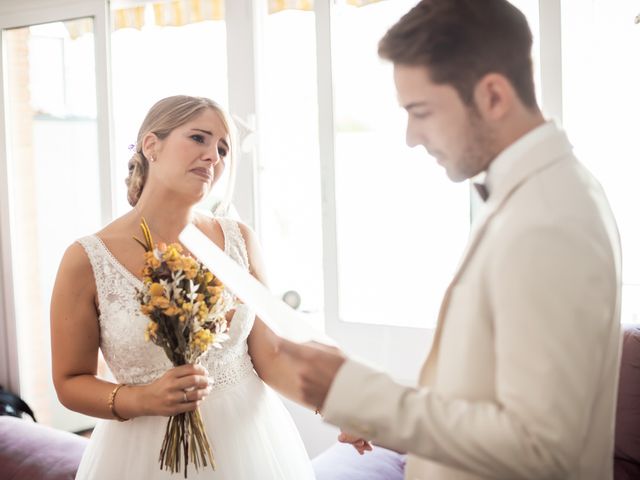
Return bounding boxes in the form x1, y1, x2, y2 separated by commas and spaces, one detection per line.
179, 224, 335, 344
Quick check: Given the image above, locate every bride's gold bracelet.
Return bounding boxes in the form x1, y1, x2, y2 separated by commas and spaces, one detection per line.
108, 383, 129, 422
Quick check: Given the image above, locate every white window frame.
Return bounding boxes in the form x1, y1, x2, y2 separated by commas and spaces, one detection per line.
312, 0, 435, 380
538, 0, 563, 125
310, 0, 563, 381
0, 0, 114, 394
225, 0, 260, 228
0, 0, 262, 396
0, 0, 565, 391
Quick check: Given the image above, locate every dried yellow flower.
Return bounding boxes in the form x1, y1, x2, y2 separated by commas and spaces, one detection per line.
149, 283, 165, 297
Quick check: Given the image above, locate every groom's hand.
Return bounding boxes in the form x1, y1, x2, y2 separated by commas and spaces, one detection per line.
278, 339, 346, 412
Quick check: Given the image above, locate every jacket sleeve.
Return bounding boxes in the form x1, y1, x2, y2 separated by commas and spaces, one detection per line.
322, 224, 619, 479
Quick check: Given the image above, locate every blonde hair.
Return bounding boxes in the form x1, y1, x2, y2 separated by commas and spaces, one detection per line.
125, 95, 237, 214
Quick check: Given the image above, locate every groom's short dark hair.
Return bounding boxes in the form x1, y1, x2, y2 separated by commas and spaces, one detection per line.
378, 0, 538, 109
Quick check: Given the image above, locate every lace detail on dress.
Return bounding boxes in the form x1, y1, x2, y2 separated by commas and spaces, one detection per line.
217, 217, 250, 268
77, 217, 256, 390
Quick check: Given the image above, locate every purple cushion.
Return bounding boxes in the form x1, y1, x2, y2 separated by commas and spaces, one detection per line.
615, 326, 640, 479
0, 416, 88, 480
313, 442, 405, 480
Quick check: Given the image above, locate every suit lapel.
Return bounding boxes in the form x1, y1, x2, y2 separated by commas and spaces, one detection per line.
418, 130, 574, 386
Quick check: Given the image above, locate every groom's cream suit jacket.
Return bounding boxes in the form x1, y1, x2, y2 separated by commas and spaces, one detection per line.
322, 123, 622, 479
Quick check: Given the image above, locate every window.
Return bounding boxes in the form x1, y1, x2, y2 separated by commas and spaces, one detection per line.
110, 2, 229, 216
255, 7, 325, 317
5, 1, 634, 434
561, 0, 640, 323
329, 0, 541, 330
3, 19, 101, 431
331, 0, 470, 329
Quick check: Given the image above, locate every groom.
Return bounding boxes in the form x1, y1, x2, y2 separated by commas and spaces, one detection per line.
280, 0, 622, 478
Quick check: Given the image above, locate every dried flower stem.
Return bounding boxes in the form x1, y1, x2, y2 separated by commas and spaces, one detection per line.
159, 411, 216, 478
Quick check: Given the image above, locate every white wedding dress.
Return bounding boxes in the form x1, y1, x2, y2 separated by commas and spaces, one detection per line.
75, 217, 315, 479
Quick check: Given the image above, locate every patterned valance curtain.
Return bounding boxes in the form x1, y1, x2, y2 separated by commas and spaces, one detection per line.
112, 5, 146, 30
112, 0, 385, 30
268, 0, 384, 14
113, 0, 224, 30
65, 0, 384, 37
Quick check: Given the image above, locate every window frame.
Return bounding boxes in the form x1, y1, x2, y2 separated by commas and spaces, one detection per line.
308, 0, 562, 381
0, 0, 564, 392
0, 0, 113, 395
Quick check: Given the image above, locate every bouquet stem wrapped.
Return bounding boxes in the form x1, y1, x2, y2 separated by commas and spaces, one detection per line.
135, 218, 234, 478
159, 409, 212, 474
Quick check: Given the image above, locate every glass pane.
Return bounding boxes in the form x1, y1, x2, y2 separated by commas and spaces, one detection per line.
4, 19, 101, 431
561, 0, 640, 323
110, 5, 229, 216
331, 1, 470, 328
331, 0, 541, 329
256, 9, 324, 315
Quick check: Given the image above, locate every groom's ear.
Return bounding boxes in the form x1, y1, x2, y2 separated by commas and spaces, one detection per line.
473, 72, 515, 122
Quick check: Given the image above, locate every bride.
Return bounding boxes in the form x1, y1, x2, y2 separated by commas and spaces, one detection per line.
50, 95, 316, 479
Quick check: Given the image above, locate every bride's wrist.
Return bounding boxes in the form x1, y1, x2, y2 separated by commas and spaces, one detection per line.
114, 384, 146, 419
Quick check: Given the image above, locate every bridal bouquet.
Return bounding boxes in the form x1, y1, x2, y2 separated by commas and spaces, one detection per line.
135, 218, 235, 478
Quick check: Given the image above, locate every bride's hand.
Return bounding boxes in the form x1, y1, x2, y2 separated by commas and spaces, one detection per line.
338, 431, 373, 455
140, 364, 211, 416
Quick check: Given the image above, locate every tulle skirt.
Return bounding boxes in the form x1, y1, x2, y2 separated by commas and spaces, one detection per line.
75, 371, 315, 479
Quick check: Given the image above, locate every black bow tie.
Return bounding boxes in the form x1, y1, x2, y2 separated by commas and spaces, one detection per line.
473, 182, 489, 202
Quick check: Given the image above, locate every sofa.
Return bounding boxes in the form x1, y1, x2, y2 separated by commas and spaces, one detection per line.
0, 416, 88, 480
614, 325, 640, 478
0, 327, 638, 479
313, 442, 406, 480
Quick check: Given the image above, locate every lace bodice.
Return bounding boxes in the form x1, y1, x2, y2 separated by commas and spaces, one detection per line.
77, 217, 255, 389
